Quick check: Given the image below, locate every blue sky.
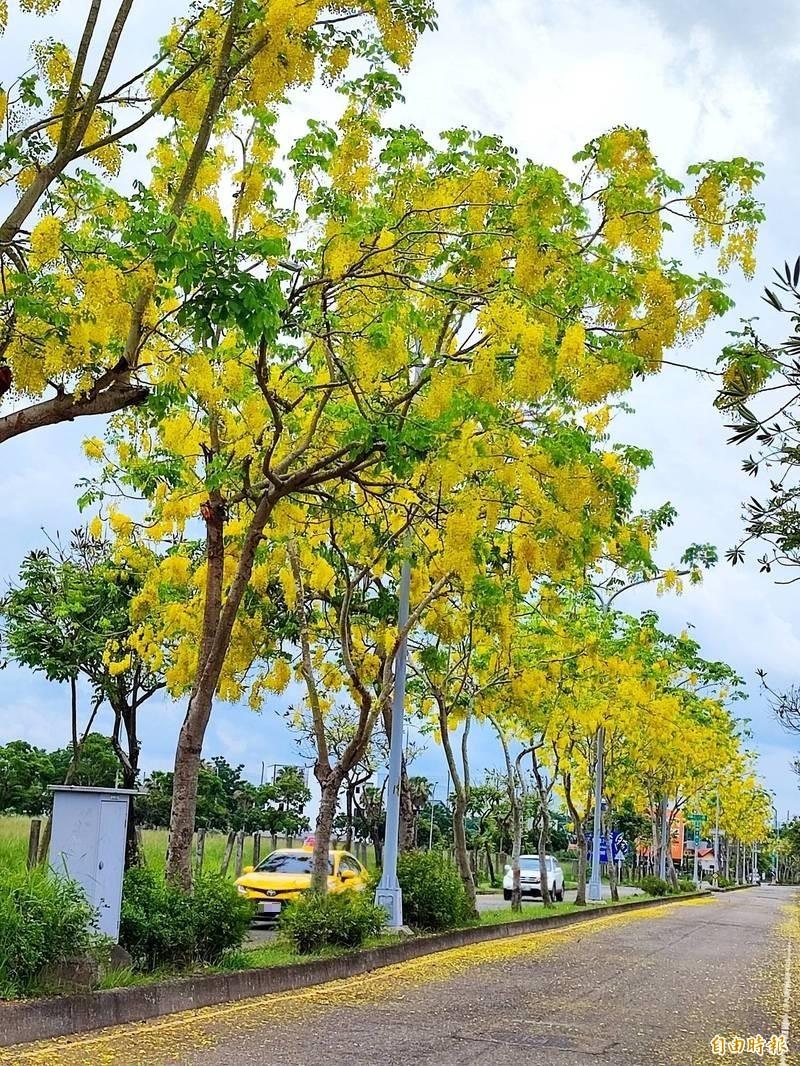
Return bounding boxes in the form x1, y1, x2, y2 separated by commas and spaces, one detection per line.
2, 0, 800, 818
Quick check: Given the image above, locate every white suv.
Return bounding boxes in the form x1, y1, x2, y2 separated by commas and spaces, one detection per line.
503, 854, 565, 902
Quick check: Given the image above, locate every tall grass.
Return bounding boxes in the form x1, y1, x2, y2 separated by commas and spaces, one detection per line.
0, 816, 29, 872
0, 816, 376, 878
0, 863, 95, 998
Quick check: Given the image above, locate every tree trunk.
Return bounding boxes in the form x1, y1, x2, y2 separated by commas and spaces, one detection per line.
123, 776, 140, 869
311, 773, 342, 893
665, 847, 679, 888
438, 700, 477, 915
69, 675, 79, 762
537, 807, 552, 907
344, 783, 354, 851
166, 492, 258, 887
111, 692, 142, 869
563, 772, 586, 906
398, 758, 415, 853
530, 748, 552, 907
452, 787, 477, 913
484, 843, 496, 887
166, 686, 214, 886
510, 793, 522, 911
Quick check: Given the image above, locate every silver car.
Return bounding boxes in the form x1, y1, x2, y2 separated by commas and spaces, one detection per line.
503, 854, 565, 902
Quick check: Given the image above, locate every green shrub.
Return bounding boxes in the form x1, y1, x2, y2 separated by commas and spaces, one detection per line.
119, 867, 252, 970
717, 875, 735, 889
639, 875, 670, 897
397, 850, 473, 931
676, 878, 696, 894
279, 890, 385, 954
0, 866, 95, 998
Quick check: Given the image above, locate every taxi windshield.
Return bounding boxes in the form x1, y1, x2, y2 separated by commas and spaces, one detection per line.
255, 853, 333, 874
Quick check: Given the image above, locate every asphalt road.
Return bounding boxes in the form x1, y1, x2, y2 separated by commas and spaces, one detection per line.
6, 886, 798, 1066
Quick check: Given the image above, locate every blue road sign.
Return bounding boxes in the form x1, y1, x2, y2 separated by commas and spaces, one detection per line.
589, 831, 628, 863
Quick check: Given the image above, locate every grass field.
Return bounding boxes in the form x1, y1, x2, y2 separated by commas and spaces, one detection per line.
0, 815, 377, 878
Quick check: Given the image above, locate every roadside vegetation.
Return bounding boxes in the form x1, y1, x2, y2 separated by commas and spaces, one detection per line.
0, 847, 685, 1000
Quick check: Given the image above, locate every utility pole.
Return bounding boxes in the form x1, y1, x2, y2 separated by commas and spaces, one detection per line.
374, 559, 411, 928
587, 727, 604, 902
428, 783, 437, 851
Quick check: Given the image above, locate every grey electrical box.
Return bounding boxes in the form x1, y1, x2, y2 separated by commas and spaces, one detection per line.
48, 786, 137, 941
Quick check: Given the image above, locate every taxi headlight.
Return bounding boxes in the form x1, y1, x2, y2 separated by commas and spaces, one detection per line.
237, 884, 248, 896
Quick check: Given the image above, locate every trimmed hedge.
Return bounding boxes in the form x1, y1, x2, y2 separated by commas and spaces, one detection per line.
639, 875, 671, 897
397, 850, 473, 931
279, 889, 386, 954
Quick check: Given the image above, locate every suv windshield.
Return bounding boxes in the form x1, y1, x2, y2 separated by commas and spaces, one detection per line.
256, 853, 333, 874
519, 857, 554, 870
519, 857, 540, 870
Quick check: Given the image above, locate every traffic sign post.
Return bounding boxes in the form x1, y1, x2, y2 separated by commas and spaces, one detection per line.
689, 813, 704, 885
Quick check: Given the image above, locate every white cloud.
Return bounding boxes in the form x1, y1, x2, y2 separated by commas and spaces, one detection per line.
402, 0, 775, 173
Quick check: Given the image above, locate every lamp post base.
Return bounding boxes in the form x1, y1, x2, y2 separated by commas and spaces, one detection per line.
375, 884, 404, 928
587, 879, 603, 903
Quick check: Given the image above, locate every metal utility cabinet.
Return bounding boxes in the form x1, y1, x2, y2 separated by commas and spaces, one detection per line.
48, 786, 137, 940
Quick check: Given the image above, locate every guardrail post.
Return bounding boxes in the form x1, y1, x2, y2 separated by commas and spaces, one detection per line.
27, 818, 41, 869
234, 831, 245, 877
220, 830, 235, 875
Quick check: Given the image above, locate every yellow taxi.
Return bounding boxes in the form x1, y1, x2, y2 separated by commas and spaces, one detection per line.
235, 845, 369, 919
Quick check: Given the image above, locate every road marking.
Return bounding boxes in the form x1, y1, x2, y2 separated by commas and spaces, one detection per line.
780, 939, 792, 1066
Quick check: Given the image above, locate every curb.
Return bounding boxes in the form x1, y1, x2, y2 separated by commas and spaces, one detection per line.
0, 891, 708, 1049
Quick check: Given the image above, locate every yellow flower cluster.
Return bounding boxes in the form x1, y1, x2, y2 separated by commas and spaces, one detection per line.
28, 215, 62, 267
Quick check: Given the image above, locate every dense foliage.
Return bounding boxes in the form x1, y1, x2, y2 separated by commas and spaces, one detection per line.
397, 850, 473, 931
137, 761, 310, 835
119, 867, 252, 970
279, 890, 386, 954
0, 735, 118, 814
639, 876, 671, 898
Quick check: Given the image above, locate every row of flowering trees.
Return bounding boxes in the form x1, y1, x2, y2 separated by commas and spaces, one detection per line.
0, 1, 772, 891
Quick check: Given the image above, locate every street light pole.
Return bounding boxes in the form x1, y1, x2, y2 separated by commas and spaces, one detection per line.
774, 803, 779, 884
713, 790, 720, 887
428, 783, 437, 851
374, 558, 411, 928
658, 798, 668, 880
693, 832, 699, 886
587, 726, 604, 902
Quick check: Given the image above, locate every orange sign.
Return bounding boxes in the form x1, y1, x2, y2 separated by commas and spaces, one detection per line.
670, 811, 685, 861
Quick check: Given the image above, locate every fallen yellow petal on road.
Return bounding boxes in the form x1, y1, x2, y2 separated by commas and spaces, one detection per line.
1, 900, 711, 1066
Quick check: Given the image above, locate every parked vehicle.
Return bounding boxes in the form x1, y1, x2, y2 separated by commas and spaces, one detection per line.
236, 847, 368, 919
503, 855, 565, 902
